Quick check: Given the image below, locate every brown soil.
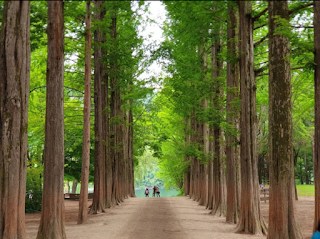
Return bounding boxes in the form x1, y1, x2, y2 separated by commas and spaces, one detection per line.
26, 196, 314, 239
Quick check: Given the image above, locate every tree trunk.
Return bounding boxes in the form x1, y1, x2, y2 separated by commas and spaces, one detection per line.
268, 1, 302, 238
189, 110, 196, 200
67, 181, 70, 193
236, 1, 266, 235
72, 180, 78, 194
0, 2, 30, 238
207, 124, 214, 209
226, 1, 240, 224
305, 151, 310, 184
78, 1, 92, 224
184, 118, 190, 196
128, 107, 135, 197
211, 37, 226, 217
98, 4, 112, 209
198, 47, 208, 207
90, 0, 105, 214
314, 0, 320, 232
109, 12, 124, 205
37, 2, 66, 238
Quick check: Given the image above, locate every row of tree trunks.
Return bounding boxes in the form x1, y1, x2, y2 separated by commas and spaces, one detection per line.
183, 1, 303, 238
0, 0, 136, 236
0, 1, 30, 238
90, 1, 135, 213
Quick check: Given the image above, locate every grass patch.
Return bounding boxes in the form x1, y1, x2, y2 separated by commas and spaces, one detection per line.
296, 184, 315, 197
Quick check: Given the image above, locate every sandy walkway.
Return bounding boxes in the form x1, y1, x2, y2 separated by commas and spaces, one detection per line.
26, 196, 267, 239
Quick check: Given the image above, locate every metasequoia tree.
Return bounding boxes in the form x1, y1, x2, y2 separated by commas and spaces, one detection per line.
128, 107, 135, 197
198, 44, 208, 207
184, 118, 191, 197
0, 1, 30, 238
314, 0, 320, 233
211, 36, 226, 216
206, 44, 215, 210
78, 0, 92, 224
109, 10, 123, 205
268, 1, 302, 238
90, 0, 106, 214
37, 1, 66, 238
236, 1, 266, 235
226, 0, 240, 224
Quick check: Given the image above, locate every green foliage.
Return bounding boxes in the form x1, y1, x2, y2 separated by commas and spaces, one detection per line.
134, 148, 163, 188
25, 166, 43, 213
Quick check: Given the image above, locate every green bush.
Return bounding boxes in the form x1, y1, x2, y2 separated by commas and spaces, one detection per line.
25, 166, 43, 213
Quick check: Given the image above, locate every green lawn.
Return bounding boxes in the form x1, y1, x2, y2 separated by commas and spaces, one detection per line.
296, 184, 315, 197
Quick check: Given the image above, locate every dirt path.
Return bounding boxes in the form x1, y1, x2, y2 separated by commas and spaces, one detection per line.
26, 196, 268, 239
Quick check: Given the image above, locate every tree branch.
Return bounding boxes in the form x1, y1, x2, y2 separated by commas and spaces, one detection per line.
30, 85, 46, 93
254, 51, 268, 57
291, 25, 314, 29
254, 23, 267, 31
64, 86, 84, 95
254, 36, 268, 48
289, 3, 313, 16
30, 85, 85, 95
253, 8, 268, 22
256, 66, 305, 77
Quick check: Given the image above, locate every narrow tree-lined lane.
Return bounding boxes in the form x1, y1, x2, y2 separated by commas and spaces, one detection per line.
26, 197, 267, 239
117, 197, 187, 239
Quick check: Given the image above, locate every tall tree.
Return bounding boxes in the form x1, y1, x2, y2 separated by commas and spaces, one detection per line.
314, 0, 320, 233
90, 0, 106, 214
211, 37, 226, 216
78, 0, 92, 224
226, 0, 240, 224
0, 1, 30, 238
268, 1, 302, 239
236, 1, 266, 235
37, 1, 66, 238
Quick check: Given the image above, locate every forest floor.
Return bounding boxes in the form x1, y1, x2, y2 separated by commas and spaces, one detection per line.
26, 196, 313, 239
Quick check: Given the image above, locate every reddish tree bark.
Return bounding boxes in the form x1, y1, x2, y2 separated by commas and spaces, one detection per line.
236, 1, 266, 235
0, 1, 30, 238
268, 1, 302, 238
90, 0, 106, 214
184, 118, 191, 197
37, 2, 66, 238
211, 38, 226, 217
78, 0, 92, 224
226, 1, 240, 224
314, 0, 320, 233
128, 106, 135, 197
109, 12, 124, 205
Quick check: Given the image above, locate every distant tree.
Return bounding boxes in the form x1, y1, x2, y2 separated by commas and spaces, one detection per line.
36, 1, 66, 238
0, 1, 30, 238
